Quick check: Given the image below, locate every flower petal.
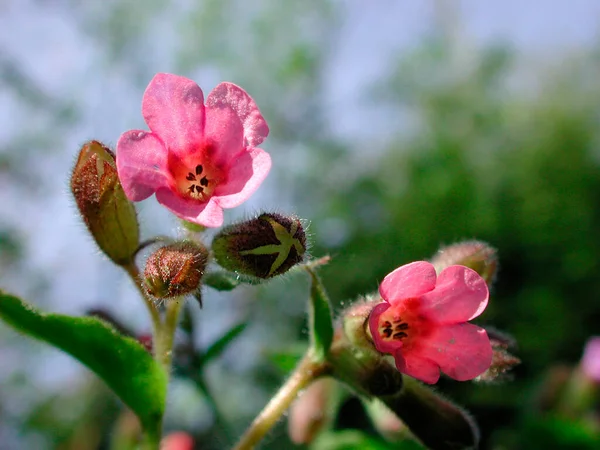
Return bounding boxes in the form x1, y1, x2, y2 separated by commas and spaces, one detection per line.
418, 323, 493, 381
420, 265, 489, 323
203, 102, 244, 167
155, 188, 224, 227
368, 302, 401, 354
394, 350, 440, 384
142, 73, 205, 155
214, 147, 271, 208
379, 262, 437, 307
116, 130, 170, 201
206, 82, 269, 147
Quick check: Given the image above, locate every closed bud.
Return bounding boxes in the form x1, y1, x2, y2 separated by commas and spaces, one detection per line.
144, 242, 208, 298
212, 213, 307, 280
430, 240, 498, 285
71, 140, 139, 266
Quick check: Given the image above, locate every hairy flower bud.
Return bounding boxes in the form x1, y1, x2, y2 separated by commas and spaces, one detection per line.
475, 329, 520, 383
212, 213, 306, 280
144, 242, 208, 298
71, 140, 139, 266
430, 240, 498, 285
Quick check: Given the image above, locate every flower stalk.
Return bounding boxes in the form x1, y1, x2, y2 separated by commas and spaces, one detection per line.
233, 354, 330, 450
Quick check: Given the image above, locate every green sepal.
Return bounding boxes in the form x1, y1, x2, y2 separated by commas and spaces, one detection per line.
306, 268, 334, 361
203, 270, 243, 291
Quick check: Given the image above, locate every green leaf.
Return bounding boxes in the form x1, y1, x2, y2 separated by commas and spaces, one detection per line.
203, 270, 243, 291
265, 345, 306, 374
0, 292, 167, 434
197, 322, 247, 368
306, 268, 334, 361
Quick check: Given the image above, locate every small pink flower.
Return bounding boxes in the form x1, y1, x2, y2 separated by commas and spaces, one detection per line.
161, 432, 194, 450
581, 336, 600, 382
368, 261, 492, 384
116, 73, 271, 227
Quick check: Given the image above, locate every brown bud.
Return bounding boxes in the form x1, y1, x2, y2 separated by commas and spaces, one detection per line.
212, 213, 307, 280
430, 240, 498, 285
70, 140, 139, 266
144, 242, 208, 298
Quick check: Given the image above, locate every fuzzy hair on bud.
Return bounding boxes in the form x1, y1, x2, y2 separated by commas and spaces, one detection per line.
144, 241, 208, 298
212, 212, 307, 280
430, 240, 498, 286
71, 140, 140, 266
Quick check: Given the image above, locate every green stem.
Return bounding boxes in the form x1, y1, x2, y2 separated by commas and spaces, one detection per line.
124, 263, 161, 335
232, 354, 330, 450
154, 298, 184, 371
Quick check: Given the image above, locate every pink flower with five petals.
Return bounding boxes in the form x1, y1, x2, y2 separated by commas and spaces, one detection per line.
116, 73, 271, 227
368, 261, 493, 384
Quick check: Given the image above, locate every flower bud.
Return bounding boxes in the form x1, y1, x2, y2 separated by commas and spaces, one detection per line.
70, 140, 139, 266
144, 242, 208, 298
430, 240, 497, 285
212, 213, 307, 280
475, 331, 520, 383
288, 378, 338, 445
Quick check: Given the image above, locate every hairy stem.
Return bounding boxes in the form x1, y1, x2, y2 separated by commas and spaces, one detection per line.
233, 354, 330, 450
124, 263, 161, 335
154, 299, 184, 370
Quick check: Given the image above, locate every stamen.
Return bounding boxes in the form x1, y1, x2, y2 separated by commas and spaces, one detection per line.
195, 165, 203, 175
186, 173, 196, 181
393, 331, 408, 340
195, 185, 204, 194
200, 176, 209, 187
187, 185, 196, 193
395, 323, 409, 331
383, 328, 393, 338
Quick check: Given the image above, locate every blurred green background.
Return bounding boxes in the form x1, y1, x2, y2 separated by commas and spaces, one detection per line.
1, 1, 600, 449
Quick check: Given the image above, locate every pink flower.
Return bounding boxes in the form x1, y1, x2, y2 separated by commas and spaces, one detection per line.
368, 261, 493, 384
581, 336, 600, 382
116, 73, 271, 227
160, 432, 194, 450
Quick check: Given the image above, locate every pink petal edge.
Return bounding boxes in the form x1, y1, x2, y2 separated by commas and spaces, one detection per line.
155, 188, 224, 227
418, 323, 493, 381
368, 302, 400, 354
206, 82, 269, 147
116, 130, 170, 201
394, 350, 441, 384
215, 147, 272, 208
142, 73, 205, 156
379, 261, 437, 307
420, 265, 489, 324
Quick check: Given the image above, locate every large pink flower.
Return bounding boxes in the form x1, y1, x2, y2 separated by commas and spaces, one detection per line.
368, 261, 492, 384
116, 73, 271, 227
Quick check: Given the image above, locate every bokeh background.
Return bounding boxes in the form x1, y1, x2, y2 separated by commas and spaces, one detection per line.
2, 0, 600, 449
